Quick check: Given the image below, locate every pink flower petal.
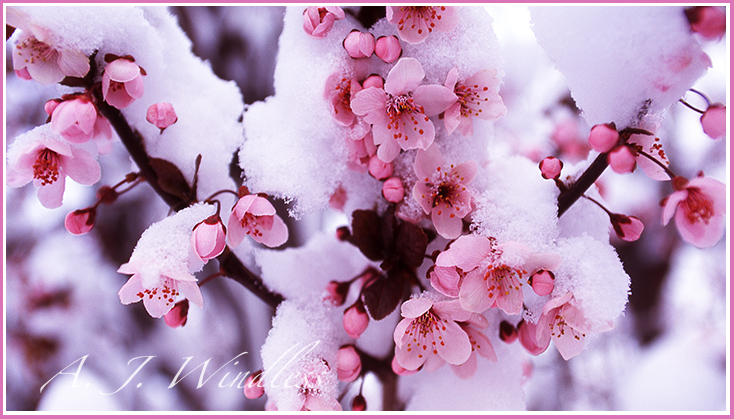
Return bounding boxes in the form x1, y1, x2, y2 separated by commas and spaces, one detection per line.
62, 148, 101, 186
350, 87, 387, 124
124, 75, 145, 99
176, 278, 204, 308
430, 265, 461, 298
375, 136, 401, 163
57, 48, 90, 78
413, 84, 458, 117
662, 190, 688, 226
118, 274, 144, 304
400, 297, 433, 318
393, 317, 413, 349
553, 332, 586, 361
435, 320, 472, 365
412, 181, 433, 214
432, 299, 471, 322
459, 269, 493, 313
413, 144, 445, 180
255, 213, 288, 248
431, 204, 464, 239
443, 102, 462, 135
106, 59, 141, 82
437, 235, 491, 272
384, 57, 424, 96
36, 176, 65, 209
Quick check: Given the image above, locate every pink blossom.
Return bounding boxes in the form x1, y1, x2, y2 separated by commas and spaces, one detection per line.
243, 372, 265, 399
64, 208, 96, 235
518, 320, 549, 356
607, 145, 636, 174
303, 6, 345, 39
48, 95, 98, 144
7, 126, 101, 209
386, 6, 460, 44
382, 177, 405, 203
588, 123, 619, 153
324, 73, 363, 128
368, 155, 393, 180
343, 30, 375, 58
628, 132, 670, 181
686, 6, 726, 41
662, 175, 726, 248
701, 104, 726, 140
163, 299, 189, 328
146, 102, 178, 131
434, 235, 561, 314
336, 345, 362, 382
443, 67, 507, 137
393, 297, 472, 371
350, 57, 457, 163
343, 300, 369, 339
539, 156, 563, 180
374, 35, 402, 63
227, 194, 288, 248
451, 313, 498, 379
117, 258, 204, 319
609, 213, 644, 242
528, 269, 555, 296
191, 215, 227, 262
101, 57, 145, 109
412, 145, 477, 239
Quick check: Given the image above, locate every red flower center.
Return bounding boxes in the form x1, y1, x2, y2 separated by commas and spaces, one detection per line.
682, 187, 715, 225
33, 148, 60, 186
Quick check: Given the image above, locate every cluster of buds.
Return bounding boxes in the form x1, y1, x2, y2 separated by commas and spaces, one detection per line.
343, 30, 402, 63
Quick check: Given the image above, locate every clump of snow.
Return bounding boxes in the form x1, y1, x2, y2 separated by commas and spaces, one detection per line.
529, 6, 710, 128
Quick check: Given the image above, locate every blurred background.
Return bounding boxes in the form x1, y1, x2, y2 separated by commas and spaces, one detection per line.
4, 5, 728, 411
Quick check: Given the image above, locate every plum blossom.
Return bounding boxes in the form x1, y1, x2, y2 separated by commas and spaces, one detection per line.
343, 300, 369, 339
227, 194, 288, 248
434, 235, 561, 315
607, 144, 636, 174
536, 293, 613, 360
662, 175, 726, 248
6, 125, 101, 209
700, 104, 726, 140
336, 345, 362, 382
191, 215, 227, 262
443, 67, 507, 136
8, 8, 89, 85
382, 177, 405, 203
64, 208, 96, 235
350, 57, 457, 163
375, 35, 402, 63
146, 102, 178, 131
302, 6, 344, 39
627, 132, 671, 181
412, 145, 477, 239
343, 31, 375, 59
517, 319, 549, 356
588, 123, 619, 153
102, 56, 145, 109
609, 213, 644, 242
324, 73, 369, 135
451, 313, 498, 379
386, 6, 460, 44
46, 94, 110, 146
393, 296, 472, 371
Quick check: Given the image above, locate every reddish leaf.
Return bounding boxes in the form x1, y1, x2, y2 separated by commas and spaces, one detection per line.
395, 222, 428, 268
361, 270, 407, 320
348, 210, 383, 261
149, 157, 191, 200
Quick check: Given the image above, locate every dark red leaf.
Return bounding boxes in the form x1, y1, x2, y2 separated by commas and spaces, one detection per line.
149, 157, 191, 201
395, 221, 428, 268
348, 210, 384, 262
361, 270, 407, 320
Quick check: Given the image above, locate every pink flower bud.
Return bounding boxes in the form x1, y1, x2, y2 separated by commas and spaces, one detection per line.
336, 226, 351, 241
324, 280, 350, 306
146, 102, 178, 131
518, 320, 549, 356
15, 67, 32, 80
375, 35, 402, 63
343, 300, 369, 339
44, 98, 62, 116
64, 208, 96, 235
610, 213, 644, 242
686, 6, 726, 41
336, 345, 362, 382
303, 6, 345, 39
351, 394, 367, 411
362, 75, 384, 89
164, 299, 189, 328
191, 215, 227, 262
588, 123, 619, 152
382, 177, 405, 203
499, 320, 518, 344
244, 371, 265, 399
391, 355, 418, 376
539, 156, 563, 180
607, 145, 636, 174
343, 30, 375, 59
701, 104, 726, 140
529, 270, 555, 296
50, 95, 98, 144
368, 155, 393, 180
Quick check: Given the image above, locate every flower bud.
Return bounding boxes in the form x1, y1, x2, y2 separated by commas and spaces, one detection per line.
191, 215, 227, 262
146, 102, 178, 131
529, 270, 555, 296
336, 226, 351, 241
517, 320, 549, 356
336, 345, 362, 382
588, 123, 619, 153
44, 98, 62, 116
324, 280, 350, 306
343, 30, 375, 58
351, 395, 367, 411
539, 156, 563, 180
368, 155, 393, 180
65, 208, 96, 235
499, 320, 518, 344
686, 6, 726, 41
303, 6, 345, 39
391, 355, 417, 376
244, 371, 265, 399
375, 35, 402, 63
610, 213, 644, 242
607, 145, 636, 174
701, 104, 726, 140
362, 74, 384, 90
343, 300, 369, 339
382, 177, 405, 203
164, 299, 189, 328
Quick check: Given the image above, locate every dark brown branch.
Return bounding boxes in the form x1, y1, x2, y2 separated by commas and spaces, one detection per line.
557, 152, 608, 217
217, 248, 284, 308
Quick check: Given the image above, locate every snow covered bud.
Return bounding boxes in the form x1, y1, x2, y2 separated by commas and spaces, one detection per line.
351, 395, 367, 411
146, 102, 178, 132
662, 174, 726, 248
528, 269, 555, 296
499, 320, 518, 344
391, 355, 418, 376
101, 56, 145, 109
343, 30, 375, 59
701, 104, 726, 140
191, 215, 227, 262
588, 123, 619, 153
382, 177, 405, 203
686, 6, 726, 41
243, 372, 265, 399
610, 213, 644, 242
374, 35, 402, 63
48, 95, 98, 144
608, 145, 637, 174
336, 345, 362, 382
361, 75, 384, 90
368, 155, 393, 180
163, 299, 189, 328
303, 6, 345, 39
64, 208, 96, 235
517, 320, 549, 356
539, 156, 563, 180
343, 300, 369, 339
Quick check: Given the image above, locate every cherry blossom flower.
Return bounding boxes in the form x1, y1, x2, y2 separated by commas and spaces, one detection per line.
227, 194, 288, 248
6, 125, 101, 209
451, 313, 498, 379
102, 57, 145, 109
64, 208, 96, 235
412, 145, 477, 239
343, 30, 375, 59
391, 355, 418, 376
700, 104, 726, 140
386, 6, 460, 44
191, 215, 227, 262
393, 296, 472, 372
164, 299, 189, 328
47, 95, 98, 144
350, 57, 457, 162
686, 6, 726, 41
302, 6, 345, 39
536, 293, 613, 360
662, 175, 726, 248
8, 8, 89, 85
375, 35, 402, 63
518, 320, 549, 356
146, 102, 178, 131
345, 131, 375, 173
296, 360, 343, 411
336, 345, 362, 382
382, 177, 405, 203
627, 131, 671, 181
434, 235, 561, 315
324, 73, 366, 131
609, 213, 644, 242
443, 67, 507, 136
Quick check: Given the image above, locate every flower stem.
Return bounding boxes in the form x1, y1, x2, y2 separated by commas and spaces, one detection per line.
557, 152, 609, 217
